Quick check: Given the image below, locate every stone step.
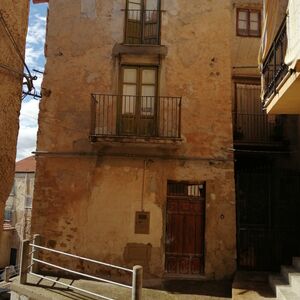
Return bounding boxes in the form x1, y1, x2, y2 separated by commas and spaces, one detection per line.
281, 266, 300, 283
282, 266, 300, 296
277, 286, 300, 300
293, 257, 300, 270
269, 274, 289, 296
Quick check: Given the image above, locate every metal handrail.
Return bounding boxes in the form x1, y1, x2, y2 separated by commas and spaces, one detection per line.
29, 243, 133, 273
32, 258, 131, 289
19, 236, 143, 300
29, 272, 113, 300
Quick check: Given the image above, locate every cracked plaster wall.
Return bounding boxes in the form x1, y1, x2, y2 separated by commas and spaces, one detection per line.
0, 0, 29, 241
32, 0, 236, 280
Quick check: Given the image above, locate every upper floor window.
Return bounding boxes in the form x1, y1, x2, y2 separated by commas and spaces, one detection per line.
125, 0, 161, 45
237, 8, 261, 37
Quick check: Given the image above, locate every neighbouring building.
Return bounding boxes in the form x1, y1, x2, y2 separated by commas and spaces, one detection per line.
0, 1, 30, 231
0, 156, 36, 269
260, 0, 300, 114
233, 0, 300, 272
32, 0, 236, 282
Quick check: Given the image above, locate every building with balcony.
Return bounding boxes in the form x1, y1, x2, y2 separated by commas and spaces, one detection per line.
232, 0, 300, 274
260, 0, 300, 114
32, 0, 236, 282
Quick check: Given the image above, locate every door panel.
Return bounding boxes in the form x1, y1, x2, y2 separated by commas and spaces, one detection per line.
165, 182, 205, 276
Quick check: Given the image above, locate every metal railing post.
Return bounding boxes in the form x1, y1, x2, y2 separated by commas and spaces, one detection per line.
4, 266, 10, 282
32, 234, 41, 273
132, 265, 143, 300
19, 239, 30, 284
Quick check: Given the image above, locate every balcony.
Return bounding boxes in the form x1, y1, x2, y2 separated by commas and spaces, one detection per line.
261, 16, 300, 114
90, 94, 182, 143
233, 113, 284, 146
233, 83, 284, 146
262, 17, 288, 103
124, 9, 161, 45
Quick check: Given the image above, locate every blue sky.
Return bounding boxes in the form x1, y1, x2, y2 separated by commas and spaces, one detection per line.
17, 1, 48, 160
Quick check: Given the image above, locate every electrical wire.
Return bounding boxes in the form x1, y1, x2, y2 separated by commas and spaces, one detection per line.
0, 10, 32, 77
0, 9, 40, 98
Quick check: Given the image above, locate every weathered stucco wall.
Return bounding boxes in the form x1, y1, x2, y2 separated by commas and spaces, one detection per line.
33, 0, 236, 281
0, 1, 29, 234
0, 173, 34, 268
232, 0, 262, 78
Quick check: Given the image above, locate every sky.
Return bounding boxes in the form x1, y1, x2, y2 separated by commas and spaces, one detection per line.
16, 1, 48, 161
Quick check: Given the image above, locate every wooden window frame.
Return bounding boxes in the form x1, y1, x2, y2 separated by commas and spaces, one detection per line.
236, 8, 261, 38
117, 65, 159, 136
124, 0, 162, 45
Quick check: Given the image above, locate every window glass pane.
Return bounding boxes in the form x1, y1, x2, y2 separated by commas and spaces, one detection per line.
142, 85, 155, 96
128, 0, 142, 10
122, 95, 136, 114
188, 185, 201, 197
238, 11, 248, 21
142, 69, 156, 84
141, 85, 155, 116
250, 21, 259, 31
145, 10, 158, 22
250, 12, 259, 22
123, 84, 136, 96
128, 9, 141, 21
238, 20, 247, 30
124, 69, 137, 83
145, 0, 158, 10
4, 209, 12, 222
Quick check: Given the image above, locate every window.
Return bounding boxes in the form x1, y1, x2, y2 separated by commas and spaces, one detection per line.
119, 66, 158, 136
167, 181, 206, 198
9, 181, 15, 196
125, 0, 161, 44
237, 8, 261, 37
25, 196, 32, 209
4, 208, 13, 222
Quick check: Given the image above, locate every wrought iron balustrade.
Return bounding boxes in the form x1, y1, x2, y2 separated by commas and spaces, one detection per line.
90, 94, 182, 140
233, 112, 283, 144
262, 17, 288, 102
124, 9, 161, 45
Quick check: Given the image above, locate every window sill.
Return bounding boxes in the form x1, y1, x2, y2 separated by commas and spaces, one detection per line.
113, 43, 168, 57
90, 135, 182, 145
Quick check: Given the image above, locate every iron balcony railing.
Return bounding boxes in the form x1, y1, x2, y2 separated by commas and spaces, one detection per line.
262, 17, 288, 102
124, 9, 161, 45
233, 113, 283, 144
90, 94, 182, 140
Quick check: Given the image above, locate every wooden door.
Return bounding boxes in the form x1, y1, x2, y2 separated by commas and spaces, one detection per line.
165, 182, 205, 275
119, 66, 157, 136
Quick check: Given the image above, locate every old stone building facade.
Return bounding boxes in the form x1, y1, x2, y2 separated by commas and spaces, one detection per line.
0, 1, 29, 237
0, 156, 35, 269
32, 0, 236, 281
233, 0, 300, 272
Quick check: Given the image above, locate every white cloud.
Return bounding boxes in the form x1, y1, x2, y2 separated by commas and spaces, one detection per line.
17, 10, 47, 161
16, 99, 39, 161
25, 13, 46, 69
